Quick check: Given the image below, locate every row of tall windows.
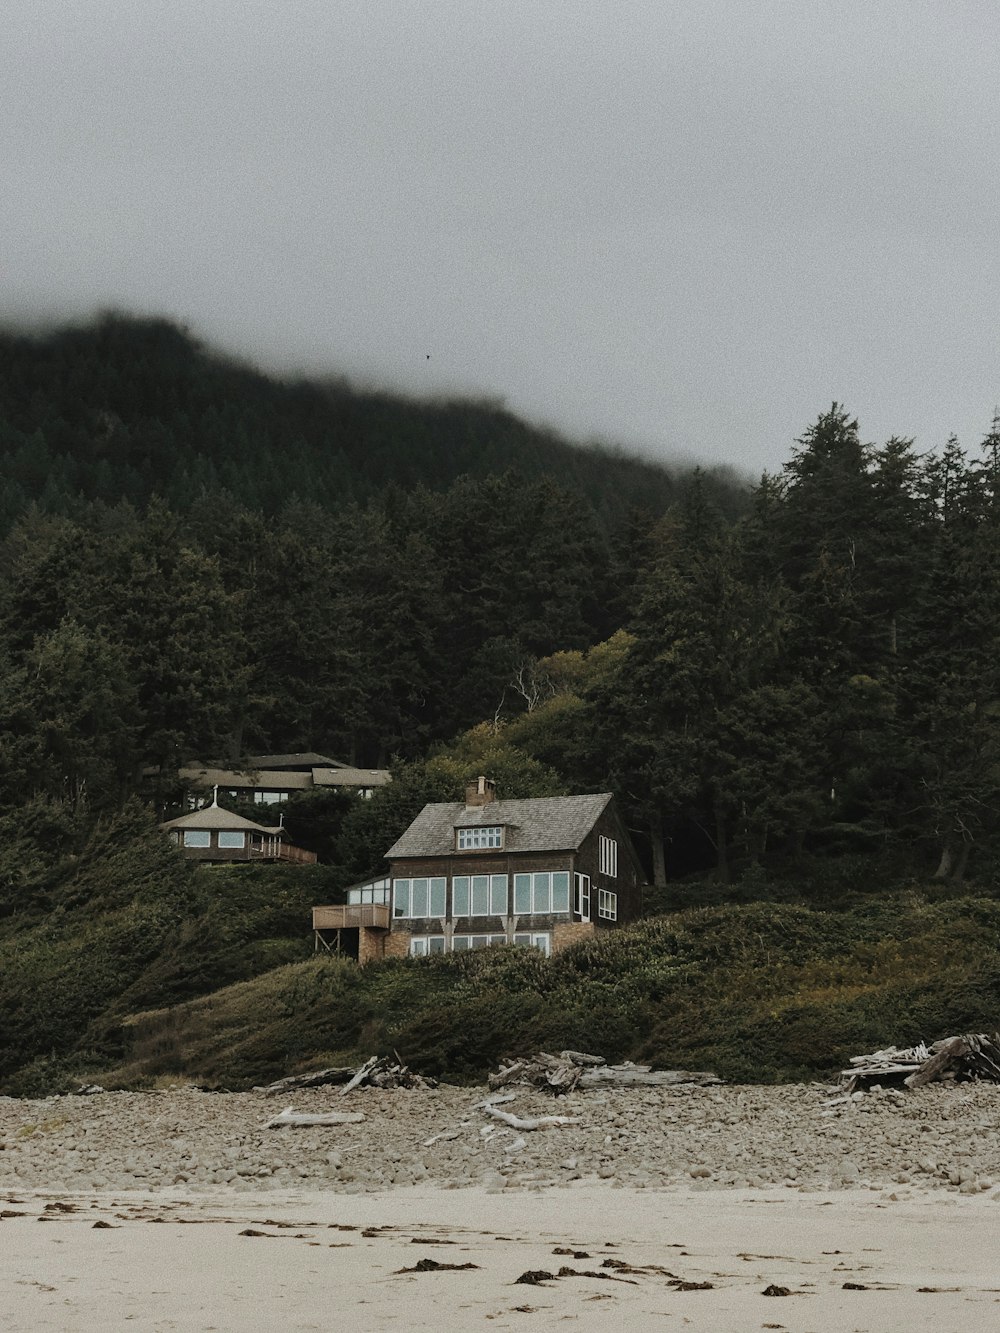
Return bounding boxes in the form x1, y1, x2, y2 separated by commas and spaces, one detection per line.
392, 877, 447, 918
393, 872, 571, 919
599, 835, 618, 877
453, 874, 509, 915
409, 933, 551, 956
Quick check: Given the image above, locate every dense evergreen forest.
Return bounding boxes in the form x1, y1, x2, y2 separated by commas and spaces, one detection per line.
3, 312, 1000, 1094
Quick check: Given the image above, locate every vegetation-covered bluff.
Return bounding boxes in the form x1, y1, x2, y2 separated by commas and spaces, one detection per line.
1, 314, 998, 1094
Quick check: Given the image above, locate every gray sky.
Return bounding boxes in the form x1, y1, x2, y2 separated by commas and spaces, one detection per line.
5, 1, 1000, 477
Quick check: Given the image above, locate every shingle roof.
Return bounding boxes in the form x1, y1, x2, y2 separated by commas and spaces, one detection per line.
244, 752, 342, 770
313, 766, 391, 787
386, 793, 613, 859
180, 766, 312, 791
178, 763, 390, 790
160, 806, 283, 836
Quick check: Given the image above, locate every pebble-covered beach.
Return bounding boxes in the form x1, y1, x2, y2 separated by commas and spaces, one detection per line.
4, 1080, 1000, 1196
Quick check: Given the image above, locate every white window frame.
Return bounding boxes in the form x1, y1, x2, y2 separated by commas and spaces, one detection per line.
409, 936, 446, 956
513, 932, 551, 956
183, 830, 211, 847
452, 873, 508, 917
456, 825, 503, 850
574, 873, 591, 922
393, 877, 447, 919
599, 835, 618, 877
512, 871, 570, 915
347, 879, 391, 905
598, 888, 618, 921
452, 933, 507, 951
217, 830, 246, 849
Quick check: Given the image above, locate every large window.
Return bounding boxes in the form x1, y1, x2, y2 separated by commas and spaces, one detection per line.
254, 791, 287, 805
183, 830, 211, 847
348, 878, 391, 905
598, 889, 618, 920
456, 825, 503, 850
217, 831, 246, 849
513, 871, 570, 915
452, 933, 507, 951
599, 835, 618, 877
513, 932, 551, 956
393, 878, 447, 919
409, 936, 446, 956
452, 874, 508, 916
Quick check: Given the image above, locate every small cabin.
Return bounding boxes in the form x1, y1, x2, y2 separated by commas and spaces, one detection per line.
161, 802, 316, 865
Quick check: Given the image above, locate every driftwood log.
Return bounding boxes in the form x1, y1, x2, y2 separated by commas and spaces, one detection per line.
257, 1055, 437, 1098
489, 1051, 722, 1095
479, 1093, 580, 1132
839, 1032, 1000, 1094
257, 1066, 356, 1096
266, 1107, 366, 1129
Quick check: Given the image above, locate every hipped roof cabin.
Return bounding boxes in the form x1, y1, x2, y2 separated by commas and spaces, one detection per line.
161, 797, 316, 865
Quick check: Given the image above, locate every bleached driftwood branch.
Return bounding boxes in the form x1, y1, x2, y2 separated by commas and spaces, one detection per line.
340, 1055, 380, 1096
481, 1099, 580, 1132
265, 1107, 365, 1128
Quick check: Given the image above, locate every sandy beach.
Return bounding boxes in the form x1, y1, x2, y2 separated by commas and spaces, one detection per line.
4, 1081, 1000, 1330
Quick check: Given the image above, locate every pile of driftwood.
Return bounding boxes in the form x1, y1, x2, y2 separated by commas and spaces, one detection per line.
839, 1032, 1000, 1094
257, 1054, 437, 1098
488, 1050, 722, 1095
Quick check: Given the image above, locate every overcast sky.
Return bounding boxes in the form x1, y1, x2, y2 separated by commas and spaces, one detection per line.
4, 2, 1000, 477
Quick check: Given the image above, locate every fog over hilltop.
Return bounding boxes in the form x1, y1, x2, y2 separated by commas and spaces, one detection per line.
5, 2, 1000, 475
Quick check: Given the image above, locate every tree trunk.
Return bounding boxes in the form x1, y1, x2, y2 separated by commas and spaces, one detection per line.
714, 804, 730, 883
933, 842, 954, 880
649, 818, 667, 888
954, 842, 971, 881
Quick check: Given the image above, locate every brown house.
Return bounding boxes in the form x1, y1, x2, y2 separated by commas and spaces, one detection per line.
161, 801, 317, 865
312, 777, 644, 963
176, 753, 390, 807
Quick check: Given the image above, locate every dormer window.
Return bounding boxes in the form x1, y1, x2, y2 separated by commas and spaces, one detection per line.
457, 825, 503, 850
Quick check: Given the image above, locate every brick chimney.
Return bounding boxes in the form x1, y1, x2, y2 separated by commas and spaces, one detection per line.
464, 775, 497, 809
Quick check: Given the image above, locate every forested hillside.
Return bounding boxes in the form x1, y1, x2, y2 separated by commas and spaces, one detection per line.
2, 313, 1000, 1093
0, 314, 743, 531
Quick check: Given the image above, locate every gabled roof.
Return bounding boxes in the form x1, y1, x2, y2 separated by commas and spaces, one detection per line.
179, 766, 313, 791
386, 793, 613, 859
178, 761, 390, 792
160, 806, 283, 836
313, 766, 391, 787
244, 752, 343, 771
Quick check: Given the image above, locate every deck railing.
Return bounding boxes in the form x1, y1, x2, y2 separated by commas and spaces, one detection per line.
249, 839, 317, 864
312, 903, 391, 931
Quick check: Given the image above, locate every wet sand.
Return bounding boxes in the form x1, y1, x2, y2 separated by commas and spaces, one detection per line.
4, 1183, 999, 1331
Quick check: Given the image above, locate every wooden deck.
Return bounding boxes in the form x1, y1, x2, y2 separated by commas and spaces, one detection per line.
261, 842, 317, 865
312, 904, 391, 931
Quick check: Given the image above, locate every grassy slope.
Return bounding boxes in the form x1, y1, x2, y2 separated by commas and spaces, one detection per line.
4, 805, 997, 1094
0, 807, 343, 1095
100, 893, 1000, 1090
